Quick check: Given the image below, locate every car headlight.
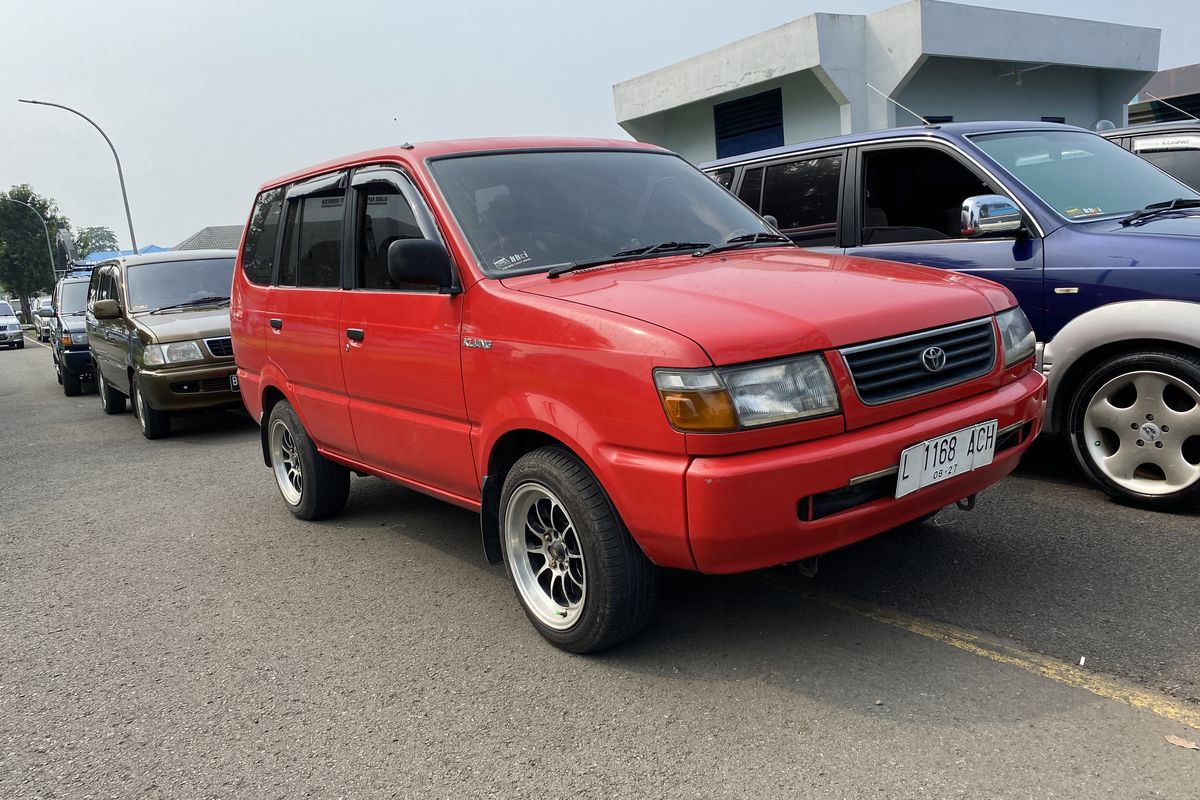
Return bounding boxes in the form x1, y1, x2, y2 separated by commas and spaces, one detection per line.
71, 332, 88, 345
655, 354, 840, 432
996, 307, 1035, 366
144, 340, 205, 366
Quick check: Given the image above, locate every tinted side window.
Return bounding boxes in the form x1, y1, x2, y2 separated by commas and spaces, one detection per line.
277, 201, 300, 286
355, 183, 423, 290
242, 187, 284, 285
860, 147, 993, 245
737, 167, 763, 211
761, 155, 842, 246
297, 195, 344, 288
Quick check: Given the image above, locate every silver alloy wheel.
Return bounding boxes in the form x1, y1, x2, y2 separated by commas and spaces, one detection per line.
134, 383, 148, 433
503, 482, 587, 631
1083, 369, 1200, 495
269, 418, 304, 506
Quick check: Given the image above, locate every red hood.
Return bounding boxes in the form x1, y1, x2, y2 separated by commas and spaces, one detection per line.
503, 248, 1014, 365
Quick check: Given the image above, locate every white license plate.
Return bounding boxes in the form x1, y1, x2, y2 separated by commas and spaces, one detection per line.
895, 420, 998, 498
230, 374, 240, 392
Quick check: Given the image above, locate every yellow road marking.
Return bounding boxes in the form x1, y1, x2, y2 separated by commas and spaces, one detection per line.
756, 576, 1200, 730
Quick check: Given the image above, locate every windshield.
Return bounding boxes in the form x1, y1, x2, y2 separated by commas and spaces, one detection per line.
126, 258, 235, 312
0, 302, 13, 317
429, 150, 774, 276
972, 130, 1200, 220
60, 281, 89, 314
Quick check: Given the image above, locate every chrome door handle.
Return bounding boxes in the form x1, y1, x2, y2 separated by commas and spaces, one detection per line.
269, 318, 283, 330
346, 328, 365, 342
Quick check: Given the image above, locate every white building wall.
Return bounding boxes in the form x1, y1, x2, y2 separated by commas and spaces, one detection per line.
896, 58, 1121, 129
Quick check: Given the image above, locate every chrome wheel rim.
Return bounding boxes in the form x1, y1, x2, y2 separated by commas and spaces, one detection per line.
503, 482, 586, 631
99, 381, 108, 411
269, 418, 304, 506
1083, 370, 1200, 495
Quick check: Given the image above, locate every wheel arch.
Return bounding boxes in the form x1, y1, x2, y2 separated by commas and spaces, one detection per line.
258, 384, 289, 467
1042, 300, 1200, 433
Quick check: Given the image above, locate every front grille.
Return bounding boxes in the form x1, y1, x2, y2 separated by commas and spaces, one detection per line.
205, 337, 233, 358
840, 319, 996, 405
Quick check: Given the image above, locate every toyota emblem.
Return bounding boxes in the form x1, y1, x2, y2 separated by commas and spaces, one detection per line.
921, 346, 947, 372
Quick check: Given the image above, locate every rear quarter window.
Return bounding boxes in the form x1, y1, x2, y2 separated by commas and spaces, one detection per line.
242, 187, 284, 285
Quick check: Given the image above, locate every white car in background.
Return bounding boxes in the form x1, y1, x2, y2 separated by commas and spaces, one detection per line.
0, 300, 25, 350
31, 296, 54, 341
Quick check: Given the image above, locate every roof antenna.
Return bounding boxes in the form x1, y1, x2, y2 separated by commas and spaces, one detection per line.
1140, 91, 1200, 123
866, 82, 933, 127
394, 117, 414, 149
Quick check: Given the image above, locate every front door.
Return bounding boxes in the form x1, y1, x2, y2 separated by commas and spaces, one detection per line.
843, 143, 1045, 332
266, 172, 358, 459
88, 266, 132, 392
338, 166, 477, 500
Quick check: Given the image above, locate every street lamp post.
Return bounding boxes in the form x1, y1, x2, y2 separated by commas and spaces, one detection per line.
18, 98, 138, 253
0, 196, 57, 278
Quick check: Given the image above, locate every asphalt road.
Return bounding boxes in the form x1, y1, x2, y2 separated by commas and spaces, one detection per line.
2, 336, 1199, 798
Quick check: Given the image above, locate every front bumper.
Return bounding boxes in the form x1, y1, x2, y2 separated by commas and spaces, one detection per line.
140, 361, 241, 412
61, 348, 93, 376
0, 330, 24, 344
683, 370, 1046, 574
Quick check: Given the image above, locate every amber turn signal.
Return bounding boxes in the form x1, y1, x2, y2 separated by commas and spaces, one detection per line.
660, 389, 738, 431
60, 334, 72, 347
654, 369, 738, 432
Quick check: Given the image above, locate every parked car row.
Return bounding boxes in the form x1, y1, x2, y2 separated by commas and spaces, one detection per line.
30, 252, 240, 439
701, 121, 1200, 511
20, 121, 1197, 653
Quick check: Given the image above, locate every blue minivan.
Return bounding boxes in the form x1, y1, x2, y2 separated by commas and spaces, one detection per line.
702, 122, 1200, 510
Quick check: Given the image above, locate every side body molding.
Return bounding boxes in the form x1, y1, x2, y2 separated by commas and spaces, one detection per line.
1041, 299, 1200, 433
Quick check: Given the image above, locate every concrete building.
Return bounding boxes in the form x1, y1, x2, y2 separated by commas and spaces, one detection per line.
1130, 62, 1200, 124
613, 0, 1160, 163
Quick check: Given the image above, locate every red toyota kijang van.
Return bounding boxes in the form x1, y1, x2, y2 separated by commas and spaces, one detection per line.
231, 138, 1046, 652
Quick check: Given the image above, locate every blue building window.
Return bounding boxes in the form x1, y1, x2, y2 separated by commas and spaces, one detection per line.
714, 89, 784, 159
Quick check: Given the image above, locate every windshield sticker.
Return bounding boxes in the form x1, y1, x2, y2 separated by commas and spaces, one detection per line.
493, 251, 530, 270
1064, 207, 1104, 218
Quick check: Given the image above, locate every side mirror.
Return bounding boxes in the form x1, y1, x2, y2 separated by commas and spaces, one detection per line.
91, 298, 121, 319
37, 307, 54, 318
387, 239, 459, 294
961, 195, 1024, 237
763, 214, 780, 229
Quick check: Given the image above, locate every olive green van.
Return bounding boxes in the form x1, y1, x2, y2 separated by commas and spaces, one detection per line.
86, 250, 239, 439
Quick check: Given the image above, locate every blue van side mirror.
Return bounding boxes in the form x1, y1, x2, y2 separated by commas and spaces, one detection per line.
961, 195, 1024, 237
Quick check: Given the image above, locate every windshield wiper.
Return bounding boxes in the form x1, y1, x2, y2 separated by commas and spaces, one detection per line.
546, 241, 713, 278
149, 295, 230, 314
1119, 198, 1200, 226
693, 232, 795, 256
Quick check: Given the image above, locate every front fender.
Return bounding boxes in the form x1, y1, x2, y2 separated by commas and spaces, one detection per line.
1042, 299, 1200, 432
475, 397, 694, 570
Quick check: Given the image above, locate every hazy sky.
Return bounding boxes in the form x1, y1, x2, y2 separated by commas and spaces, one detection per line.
1, 0, 1197, 249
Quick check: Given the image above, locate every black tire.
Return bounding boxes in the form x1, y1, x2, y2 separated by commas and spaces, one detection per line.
1068, 349, 1200, 511
266, 400, 349, 520
132, 375, 171, 440
62, 368, 81, 397
17, 339, 24, 349
499, 446, 657, 653
98, 372, 126, 415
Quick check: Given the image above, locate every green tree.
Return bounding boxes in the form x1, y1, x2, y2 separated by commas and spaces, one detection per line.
0, 185, 68, 322
74, 225, 118, 258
